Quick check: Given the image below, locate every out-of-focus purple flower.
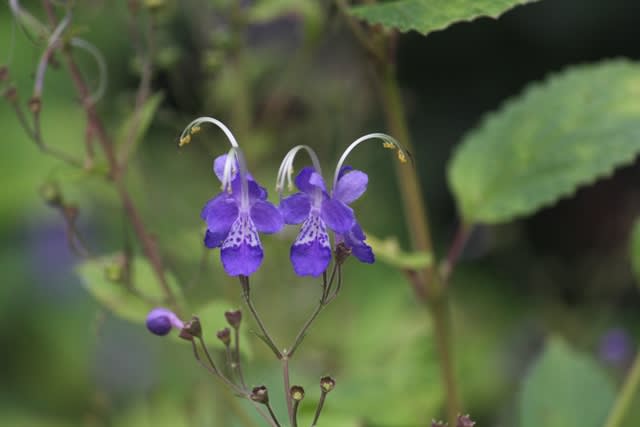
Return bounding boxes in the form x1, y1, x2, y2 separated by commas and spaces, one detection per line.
599, 328, 633, 365
146, 308, 184, 336
201, 154, 283, 276
280, 167, 357, 276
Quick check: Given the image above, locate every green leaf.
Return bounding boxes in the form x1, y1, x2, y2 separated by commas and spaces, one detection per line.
349, 0, 539, 35
519, 338, 615, 427
366, 233, 432, 270
116, 92, 164, 159
76, 255, 183, 324
196, 301, 253, 358
448, 60, 640, 224
630, 218, 640, 282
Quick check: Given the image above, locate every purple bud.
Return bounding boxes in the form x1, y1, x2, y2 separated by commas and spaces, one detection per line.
146, 308, 184, 336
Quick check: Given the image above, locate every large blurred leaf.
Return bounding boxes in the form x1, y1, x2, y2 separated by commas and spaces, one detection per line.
519, 338, 615, 427
350, 0, 539, 35
630, 218, 640, 282
319, 269, 441, 425
76, 255, 184, 324
448, 60, 640, 224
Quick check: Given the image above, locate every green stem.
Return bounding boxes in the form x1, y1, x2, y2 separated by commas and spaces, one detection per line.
378, 62, 460, 425
240, 277, 282, 358
282, 355, 294, 426
603, 351, 640, 427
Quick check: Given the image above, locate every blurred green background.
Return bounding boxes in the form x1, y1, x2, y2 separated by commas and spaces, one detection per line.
3, 1, 640, 426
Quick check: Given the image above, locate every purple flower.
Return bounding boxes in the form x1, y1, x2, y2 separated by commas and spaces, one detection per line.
202, 154, 283, 276
280, 166, 372, 276
599, 328, 633, 366
146, 308, 184, 336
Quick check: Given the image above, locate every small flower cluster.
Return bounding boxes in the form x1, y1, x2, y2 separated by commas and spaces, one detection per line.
183, 117, 408, 278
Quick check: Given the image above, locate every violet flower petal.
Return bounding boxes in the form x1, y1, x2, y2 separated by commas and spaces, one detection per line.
333, 170, 368, 204
280, 193, 311, 224
290, 215, 332, 276
203, 194, 238, 234
204, 229, 226, 248
320, 197, 354, 233
221, 214, 264, 276
295, 167, 326, 193
251, 199, 284, 233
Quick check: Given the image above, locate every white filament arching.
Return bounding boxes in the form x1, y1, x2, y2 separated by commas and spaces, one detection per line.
179, 117, 250, 208
275, 145, 323, 197
70, 38, 108, 105
332, 133, 408, 189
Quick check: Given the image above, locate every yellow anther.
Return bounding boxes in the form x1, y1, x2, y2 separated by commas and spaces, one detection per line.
179, 134, 192, 147
190, 125, 201, 135
383, 141, 396, 149
397, 150, 407, 163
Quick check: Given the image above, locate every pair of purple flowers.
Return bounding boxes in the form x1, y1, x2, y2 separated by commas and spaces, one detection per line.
180, 117, 406, 279
201, 154, 373, 277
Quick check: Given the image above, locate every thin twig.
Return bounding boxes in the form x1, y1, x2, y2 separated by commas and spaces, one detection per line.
240, 276, 282, 358
282, 355, 294, 425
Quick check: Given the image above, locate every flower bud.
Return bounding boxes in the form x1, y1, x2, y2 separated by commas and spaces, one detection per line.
320, 376, 336, 393
3, 86, 17, 103
250, 385, 269, 404
216, 327, 231, 345
146, 308, 184, 336
180, 316, 202, 341
290, 385, 305, 402
457, 414, 475, 427
0, 66, 8, 82
431, 421, 447, 427
334, 242, 352, 265
28, 96, 41, 114
224, 309, 242, 328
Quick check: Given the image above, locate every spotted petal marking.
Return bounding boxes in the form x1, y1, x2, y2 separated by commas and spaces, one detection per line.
290, 214, 332, 277
221, 213, 263, 276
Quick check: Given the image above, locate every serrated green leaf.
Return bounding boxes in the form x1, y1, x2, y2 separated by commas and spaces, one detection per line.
448, 60, 640, 224
350, 0, 539, 35
76, 255, 183, 324
196, 301, 253, 358
116, 92, 164, 159
630, 218, 640, 282
366, 233, 432, 270
519, 338, 615, 427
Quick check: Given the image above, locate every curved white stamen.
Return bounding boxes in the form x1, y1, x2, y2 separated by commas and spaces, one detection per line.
275, 145, 323, 198
9, 0, 49, 41
70, 38, 108, 104
332, 133, 410, 189
179, 117, 250, 208
34, 11, 71, 98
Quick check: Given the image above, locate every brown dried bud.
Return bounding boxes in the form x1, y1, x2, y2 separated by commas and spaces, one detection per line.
457, 414, 475, 427
290, 385, 305, 402
63, 204, 79, 223
320, 376, 336, 393
334, 242, 351, 265
224, 309, 242, 328
28, 96, 41, 114
250, 385, 269, 404
216, 327, 231, 345
0, 66, 8, 81
40, 182, 63, 207
180, 316, 202, 340
3, 86, 17, 103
